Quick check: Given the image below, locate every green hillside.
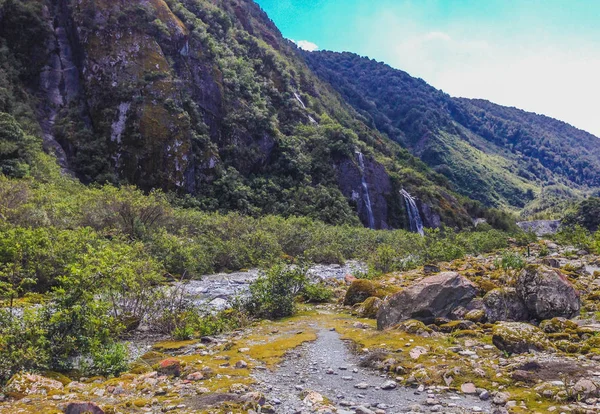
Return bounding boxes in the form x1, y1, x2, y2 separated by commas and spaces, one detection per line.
0, 0, 490, 229
304, 51, 600, 213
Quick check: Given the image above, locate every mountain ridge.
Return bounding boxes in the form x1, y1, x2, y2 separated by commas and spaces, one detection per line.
303, 50, 600, 213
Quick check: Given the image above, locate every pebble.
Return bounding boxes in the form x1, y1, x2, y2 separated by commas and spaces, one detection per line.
354, 382, 369, 390
381, 380, 397, 390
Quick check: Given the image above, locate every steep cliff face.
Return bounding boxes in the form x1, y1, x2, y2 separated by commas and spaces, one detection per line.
0, 0, 475, 229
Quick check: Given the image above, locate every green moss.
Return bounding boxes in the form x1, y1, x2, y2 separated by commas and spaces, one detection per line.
152, 339, 198, 352
344, 280, 399, 306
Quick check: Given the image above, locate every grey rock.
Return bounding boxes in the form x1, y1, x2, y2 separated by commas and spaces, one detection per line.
516, 265, 580, 320
381, 380, 397, 390
377, 272, 478, 328
354, 406, 375, 414
484, 288, 529, 322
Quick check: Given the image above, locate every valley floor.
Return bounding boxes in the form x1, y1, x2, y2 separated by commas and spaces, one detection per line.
3, 241, 600, 414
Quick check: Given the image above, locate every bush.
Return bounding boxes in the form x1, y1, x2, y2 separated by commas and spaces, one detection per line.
563, 197, 600, 232
244, 263, 307, 319
0, 308, 49, 383
85, 342, 129, 377
190, 308, 250, 337
555, 225, 594, 251
302, 282, 333, 303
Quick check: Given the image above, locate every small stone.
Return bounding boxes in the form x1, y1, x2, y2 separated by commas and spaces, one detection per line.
186, 372, 204, 381
461, 382, 477, 394
410, 346, 428, 360
493, 391, 510, 405
381, 380, 397, 390
354, 382, 369, 390
303, 391, 324, 405
235, 360, 248, 369
354, 406, 375, 414
479, 390, 490, 400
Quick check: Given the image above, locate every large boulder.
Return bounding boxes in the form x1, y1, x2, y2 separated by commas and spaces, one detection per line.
492, 322, 552, 354
516, 265, 580, 320
484, 288, 530, 323
377, 272, 477, 329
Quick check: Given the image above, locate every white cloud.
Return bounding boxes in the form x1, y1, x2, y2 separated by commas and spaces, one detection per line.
291, 39, 319, 52
351, 7, 600, 137
388, 33, 600, 136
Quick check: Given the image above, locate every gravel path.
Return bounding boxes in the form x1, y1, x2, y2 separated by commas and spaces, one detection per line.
253, 326, 492, 414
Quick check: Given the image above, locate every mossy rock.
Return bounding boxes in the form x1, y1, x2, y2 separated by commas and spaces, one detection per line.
465, 309, 485, 323
42, 371, 73, 386
554, 340, 588, 354
140, 351, 168, 365
153, 339, 198, 352
354, 296, 383, 319
547, 332, 577, 341
129, 361, 153, 375
539, 317, 579, 333
492, 322, 552, 355
5, 373, 64, 396
392, 319, 432, 335
344, 280, 399, 306
477, 279, 499, 293
451, 329, 480, 338
439, 320, 475, 333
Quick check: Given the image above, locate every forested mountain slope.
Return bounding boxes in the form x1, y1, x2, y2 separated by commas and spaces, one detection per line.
0, 0, 500, 230
304, 51, 600, 211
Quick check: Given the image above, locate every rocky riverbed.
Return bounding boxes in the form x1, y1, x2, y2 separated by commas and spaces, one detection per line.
4, 240, 600, 414
179, 261, 366, 309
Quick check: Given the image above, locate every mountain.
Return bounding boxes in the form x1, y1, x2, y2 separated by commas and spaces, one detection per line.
303, 51, 600, 212
0, 0, 496, 230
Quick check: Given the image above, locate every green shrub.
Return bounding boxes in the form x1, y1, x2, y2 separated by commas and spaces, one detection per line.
0, 308, 49, 383
85, 342, 129, 377
563, 197, 600, 232
182, 308, 250, 338
302, 282, 333, 303
245, 263, 307, 319
172, 323, 195, 341
555, 225, 594, 251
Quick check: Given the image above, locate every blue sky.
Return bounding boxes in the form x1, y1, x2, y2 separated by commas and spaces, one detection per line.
255, 0, 600, 137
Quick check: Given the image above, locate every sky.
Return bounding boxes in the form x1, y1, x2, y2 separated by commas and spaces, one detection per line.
255, 0, 600, 137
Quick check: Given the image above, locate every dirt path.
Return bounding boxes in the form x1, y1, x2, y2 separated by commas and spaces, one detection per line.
253, 325, 492, 413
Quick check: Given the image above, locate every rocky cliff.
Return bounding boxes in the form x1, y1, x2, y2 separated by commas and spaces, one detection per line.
0, 0, 483, 229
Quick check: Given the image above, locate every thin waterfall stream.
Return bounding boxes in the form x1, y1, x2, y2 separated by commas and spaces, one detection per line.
401, 189, 424, 236
356, 151, 375, 229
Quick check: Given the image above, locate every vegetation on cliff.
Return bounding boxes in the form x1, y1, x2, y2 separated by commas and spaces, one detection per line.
304, 51, 600, 212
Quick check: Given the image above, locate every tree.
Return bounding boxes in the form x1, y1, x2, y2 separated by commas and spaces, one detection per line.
0, 112, 39, 177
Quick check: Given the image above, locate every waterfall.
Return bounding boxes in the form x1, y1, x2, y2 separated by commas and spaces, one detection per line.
400, 189, 425, 236
111, 102, 131, 144
356, 151, 375, 229
294, 92, 318, 124
293, 92, 307, 109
